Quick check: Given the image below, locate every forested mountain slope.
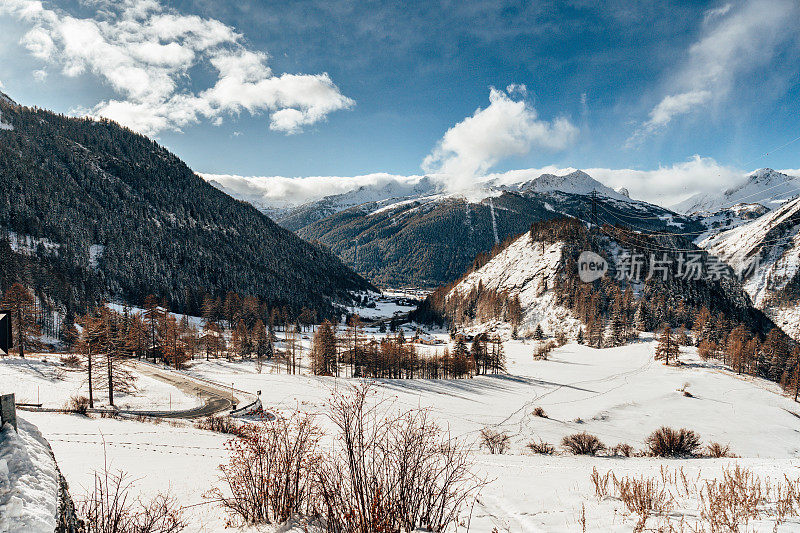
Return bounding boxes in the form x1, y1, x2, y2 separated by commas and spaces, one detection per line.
0, 95, 372, 316
703, 196, 800, 339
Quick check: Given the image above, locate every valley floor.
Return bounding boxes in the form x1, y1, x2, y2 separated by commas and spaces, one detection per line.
3, 333, 800, 531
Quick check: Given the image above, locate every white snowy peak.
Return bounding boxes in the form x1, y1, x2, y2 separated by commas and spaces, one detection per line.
674, 168, 800, 214
517, 170, 627, 200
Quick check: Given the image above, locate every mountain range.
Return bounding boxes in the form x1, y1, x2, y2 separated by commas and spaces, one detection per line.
228, 170, 704, 287
673, 168, 800, 214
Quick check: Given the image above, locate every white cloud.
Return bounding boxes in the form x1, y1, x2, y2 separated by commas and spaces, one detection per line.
422, 86, 578, 191
32, 68, 47, 81
206, 156, 752, 210
629, 0, 799, 145
203, 172, 426, 208
703, 3, 732, 24
0, 0, 353, 135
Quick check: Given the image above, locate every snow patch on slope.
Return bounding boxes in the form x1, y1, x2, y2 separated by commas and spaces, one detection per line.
0, 419, 59, 533
0, 111, 12, 131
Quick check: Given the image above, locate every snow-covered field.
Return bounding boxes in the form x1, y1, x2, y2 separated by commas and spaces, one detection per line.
4, 336, 800, 531
0, 355, 201, 411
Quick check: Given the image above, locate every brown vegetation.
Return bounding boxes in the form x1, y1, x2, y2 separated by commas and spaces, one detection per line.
561, 432, 606, 456
644, 427, 701, 457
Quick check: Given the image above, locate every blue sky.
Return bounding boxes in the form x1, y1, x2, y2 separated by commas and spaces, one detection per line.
1, 0, 798, 205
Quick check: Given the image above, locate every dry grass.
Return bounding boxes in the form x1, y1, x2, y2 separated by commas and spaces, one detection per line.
590, 467, 614, 499
562, 432, 606, 456
589, 465, 800, 532
615, 475, 673, 532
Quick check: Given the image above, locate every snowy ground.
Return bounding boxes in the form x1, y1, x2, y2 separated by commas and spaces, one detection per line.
0, 355, 201, 411
5, 336, 800, 531
0, 418, 59, 532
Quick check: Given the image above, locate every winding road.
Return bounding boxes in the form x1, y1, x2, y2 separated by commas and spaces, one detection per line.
120, 361, 247, 419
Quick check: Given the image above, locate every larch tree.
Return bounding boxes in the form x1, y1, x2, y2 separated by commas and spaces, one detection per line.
2, 283, 41, 358
311, 320, 337, 376
78, 313, 104, 408
655, 325, 679, 366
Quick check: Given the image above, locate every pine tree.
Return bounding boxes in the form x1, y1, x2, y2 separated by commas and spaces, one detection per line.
533, 324, 544, 341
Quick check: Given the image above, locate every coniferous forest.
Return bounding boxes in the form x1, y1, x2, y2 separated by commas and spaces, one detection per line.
0, 96, 373, 319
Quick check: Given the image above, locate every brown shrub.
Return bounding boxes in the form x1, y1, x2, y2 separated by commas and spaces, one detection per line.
79, 468, 185, 533
66, 395, 90, 415
209, 411, 320, 525
611, 443, 635, 457
480, 428, 511, 454
705, 442, 735, 458
532, 406, 547, 418
60, 354, 82, 368
316, 384, 483, 532
527, 440, 556, 455
645, 427, 701, 457
194, 415, 238, 435
561, 432, 606, 455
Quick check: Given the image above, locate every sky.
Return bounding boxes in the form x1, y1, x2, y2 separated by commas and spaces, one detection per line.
1, 0, 799, 206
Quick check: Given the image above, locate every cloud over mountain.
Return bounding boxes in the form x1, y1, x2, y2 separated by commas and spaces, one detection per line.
422, 86, 578, 191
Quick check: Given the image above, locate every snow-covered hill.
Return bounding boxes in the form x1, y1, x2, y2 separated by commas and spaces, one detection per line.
703, 196, 800, 338
447, 232, 583, 338
674, 168, 800, 214
692, 203, 770, 243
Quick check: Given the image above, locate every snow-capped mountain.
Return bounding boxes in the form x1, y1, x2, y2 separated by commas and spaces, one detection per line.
703, 196, 800, 338
273, 170, 702, 287
692, 203, 769, 243
512, 170, 628, 201
674, 168, 800, 214
278, 176, 441, 231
